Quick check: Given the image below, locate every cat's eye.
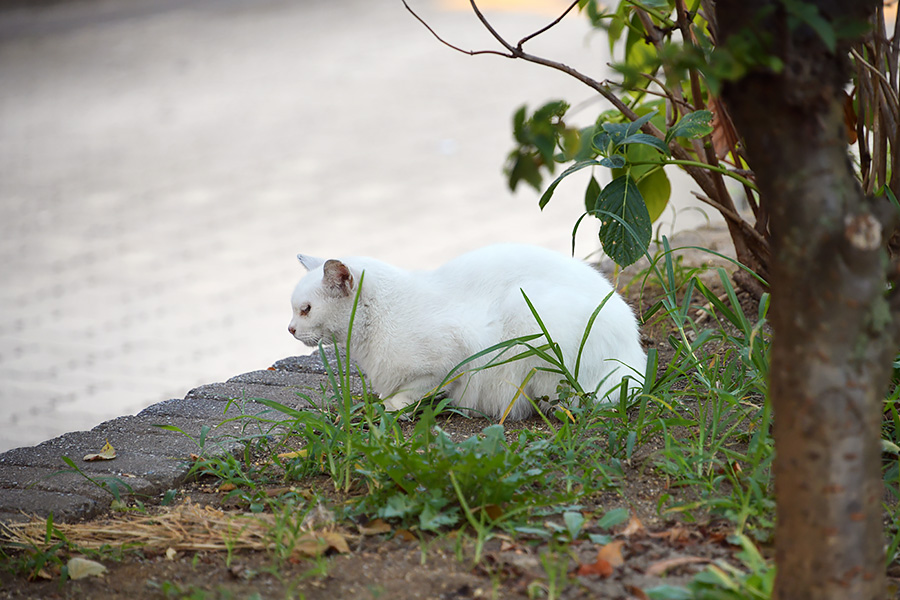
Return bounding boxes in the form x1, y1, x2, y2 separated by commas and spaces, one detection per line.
300, 303, 311, 316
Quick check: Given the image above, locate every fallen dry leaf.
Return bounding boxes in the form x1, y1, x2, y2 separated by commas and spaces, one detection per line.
30, 568, 54, 581
625, 584, 650, 600
576, 556, 613, 577
358, 518, 392, 536
67, 557, 107, 580
292, 531, 350, 558
649, 524, 694, 546
621, 513, 646, 537
218, 483, 237, 493
645, 555, 712, 576
597, 540, 625, 567
576, 540, 625, 577
394, 529, 416, 542
320, 531, 350, 554
83, 440, 116, 462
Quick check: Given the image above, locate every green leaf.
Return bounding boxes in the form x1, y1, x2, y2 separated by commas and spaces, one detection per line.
881, 185, 899, 212
625, 110, 658, 137
514, 526, 552, 538
506, 149, 543, 192
539, 159, 602, 209
599, 155, 626, 169
598, 111, 659, 150
573, 125, 597, 161
379, 494, 415, 519
563, 511, 585, 539
588, 533, 613, 544
599, 123, 628, 146
621, 13, 661, 86
512, 106, 528, 144
618, 132, 670, 156
606, 4, 627, 54
666, 110, 714, 143
594, 175, 652, 267
533, 132, 557, 167
533, 99, 569, 122
419, 502, 459, 531
592, 129, 612, 154
645, 584, 694, 600
584, 176, 601, 213
636, 167, 671, 221
596, 507, 631, 529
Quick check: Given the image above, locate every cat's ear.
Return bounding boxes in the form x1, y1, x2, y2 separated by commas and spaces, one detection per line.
297, 254, 326, 271
322, 259, 354, 297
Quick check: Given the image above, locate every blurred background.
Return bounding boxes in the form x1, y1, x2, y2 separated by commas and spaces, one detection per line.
0, 0, 714, 451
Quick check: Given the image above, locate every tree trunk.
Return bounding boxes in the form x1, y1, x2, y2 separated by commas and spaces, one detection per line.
718, 1, 890, 598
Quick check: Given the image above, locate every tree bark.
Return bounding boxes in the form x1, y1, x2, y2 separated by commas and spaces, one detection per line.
718, 1, 890, 598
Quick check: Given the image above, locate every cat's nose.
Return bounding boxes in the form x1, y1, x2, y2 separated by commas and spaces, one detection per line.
288, 325, 296, 335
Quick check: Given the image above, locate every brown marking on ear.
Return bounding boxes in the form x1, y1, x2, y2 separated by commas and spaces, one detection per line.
322, 259, 354, 297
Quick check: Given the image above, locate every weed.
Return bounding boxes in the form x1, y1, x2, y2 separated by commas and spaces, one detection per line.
685, 533, 775, 599
531, 541, 572, 600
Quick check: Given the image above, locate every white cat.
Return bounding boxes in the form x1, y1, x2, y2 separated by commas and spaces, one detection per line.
288, 244, 646, 420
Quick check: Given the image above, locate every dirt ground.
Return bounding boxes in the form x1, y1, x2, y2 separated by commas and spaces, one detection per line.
0, 255, 770, 600
0, 457, 741, 600
0, 459, 741, 600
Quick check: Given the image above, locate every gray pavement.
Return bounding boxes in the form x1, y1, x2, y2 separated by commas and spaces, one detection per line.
0, 0, 720, 521
0, 352, 358, 524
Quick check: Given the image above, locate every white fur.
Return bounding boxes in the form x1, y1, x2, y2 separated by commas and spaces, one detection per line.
288, 244, 646, 420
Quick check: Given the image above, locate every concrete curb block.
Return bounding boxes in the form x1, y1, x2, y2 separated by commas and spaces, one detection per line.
0, 353, 356, 525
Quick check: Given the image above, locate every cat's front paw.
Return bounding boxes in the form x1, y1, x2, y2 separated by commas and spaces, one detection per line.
383, 393, 415, 413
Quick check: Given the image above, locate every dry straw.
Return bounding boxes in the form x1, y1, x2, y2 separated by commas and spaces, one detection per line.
1, 501, 351, 558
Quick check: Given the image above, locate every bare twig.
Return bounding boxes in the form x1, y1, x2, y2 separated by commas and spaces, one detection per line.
468, 0, 518, 53
676, 0, 705, 111
851, 47, 900, 114
516, 0, 580, 48
401, 0, 509, 57
691, 192, 769, 260
629, 73, 696, 117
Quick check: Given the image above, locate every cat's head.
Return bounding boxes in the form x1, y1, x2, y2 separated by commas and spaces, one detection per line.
288, 254, 359, 348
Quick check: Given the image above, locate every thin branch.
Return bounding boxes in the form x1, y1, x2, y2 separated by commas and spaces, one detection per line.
628, 75, 696, 116
691, 192, 769, 257
851, 47, 900, 114
401, 0, 510, 57
676, 0, 705, 111
631, 159, 758, 191
890, 2, 899, 91
517, 0, 580, 49
469, 0, 517, 53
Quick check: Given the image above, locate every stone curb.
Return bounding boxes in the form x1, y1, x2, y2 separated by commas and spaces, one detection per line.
0, 353, 355, 526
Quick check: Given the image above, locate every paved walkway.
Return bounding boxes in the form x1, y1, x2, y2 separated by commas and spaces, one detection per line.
0, 0, 717, 453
